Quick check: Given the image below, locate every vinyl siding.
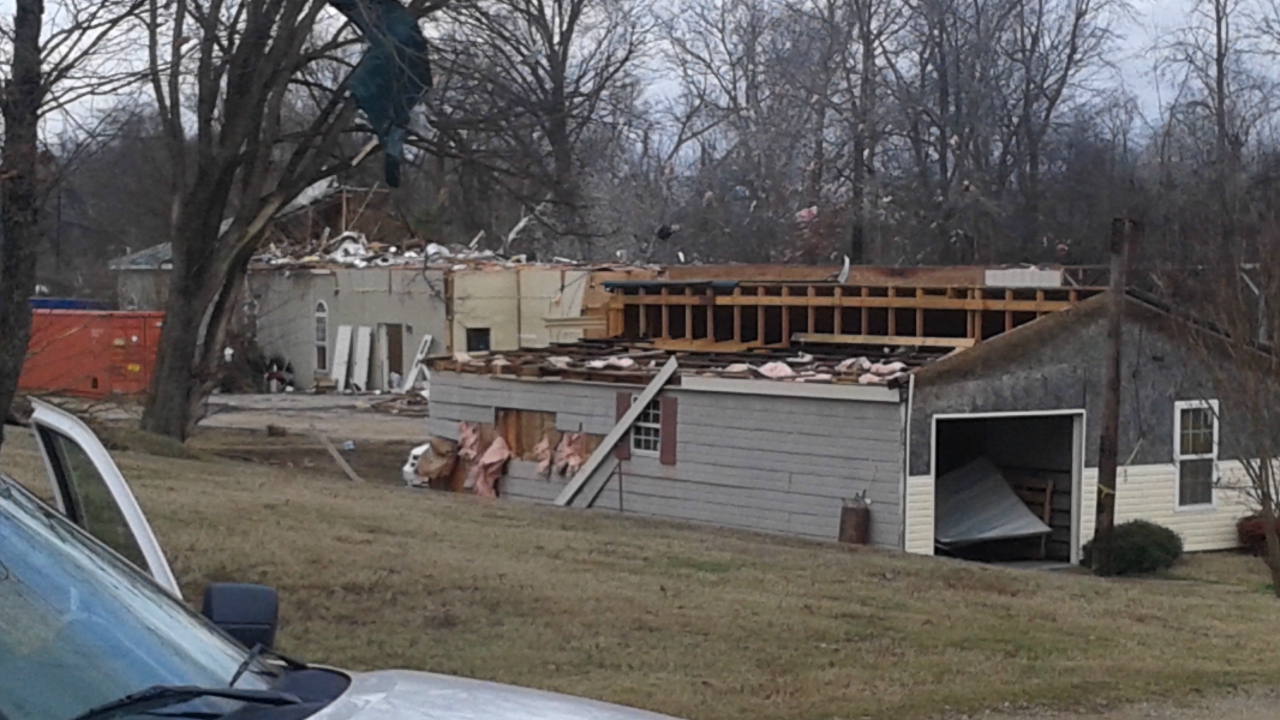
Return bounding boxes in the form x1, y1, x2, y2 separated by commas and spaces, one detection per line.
429, 370, 906, 547
903, 475, 934, 555
501, 459, 564, 503
1113, 461, 1251, 552
657, 390, 904, 546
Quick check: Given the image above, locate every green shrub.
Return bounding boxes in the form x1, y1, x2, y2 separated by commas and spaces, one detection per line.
1082, 520, 1184, 575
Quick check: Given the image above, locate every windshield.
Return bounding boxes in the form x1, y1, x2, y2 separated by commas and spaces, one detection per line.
0, 476, 271, 720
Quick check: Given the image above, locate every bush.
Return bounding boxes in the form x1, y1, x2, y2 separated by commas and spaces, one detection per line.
1082, 520, 1184, 575
1237, 515, 1280, 556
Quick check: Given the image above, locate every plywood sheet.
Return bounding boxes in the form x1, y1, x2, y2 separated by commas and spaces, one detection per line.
351, 326, 373, 391
331, 325, 353, 391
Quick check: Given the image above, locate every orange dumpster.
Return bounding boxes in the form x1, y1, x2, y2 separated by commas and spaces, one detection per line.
19, 310, 164, 398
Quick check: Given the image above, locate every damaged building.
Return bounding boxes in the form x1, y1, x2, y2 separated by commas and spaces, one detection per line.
107, 184, 661, 392
422, 268, 1259, 563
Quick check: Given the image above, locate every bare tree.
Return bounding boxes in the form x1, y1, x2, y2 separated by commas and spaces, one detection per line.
139, 0, 445, 439
417, 0, 648, 255
1157, 0, 1272, 247
1156, 234, 1280, 596
0, 0, 144, 450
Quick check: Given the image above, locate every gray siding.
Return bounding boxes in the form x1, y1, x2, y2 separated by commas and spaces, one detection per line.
501, 460, 567, 503
640, 389, 903, 546
908, 302, 1250, 476
430, 371, 906, 548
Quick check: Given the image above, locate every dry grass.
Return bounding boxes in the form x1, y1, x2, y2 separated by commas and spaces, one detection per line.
3, 429, 1280, 720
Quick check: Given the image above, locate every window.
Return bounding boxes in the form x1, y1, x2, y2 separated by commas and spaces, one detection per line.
315, 301, 329, 371
39, 427, 148, 569
631, 397, 661, 455
466, 327, 491, 353
1175, 399, 1218, 508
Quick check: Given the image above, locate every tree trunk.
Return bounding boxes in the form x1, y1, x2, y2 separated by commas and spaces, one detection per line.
141, 263, 209, 440
1265, 519, 1280, 598
0, 0, 45, 451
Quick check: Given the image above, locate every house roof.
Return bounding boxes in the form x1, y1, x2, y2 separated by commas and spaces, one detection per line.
430, 339, 947, 388
908, 291, 1182, 386
108, 243, 172, 271
434, 289, 1193, 392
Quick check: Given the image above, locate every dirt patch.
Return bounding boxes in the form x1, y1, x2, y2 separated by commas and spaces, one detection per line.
188, 426, 417, 485
198, 393, 428, 443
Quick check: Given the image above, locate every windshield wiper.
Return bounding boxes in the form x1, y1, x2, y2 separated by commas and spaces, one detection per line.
229, 644, 309, 688
69, 685, 301, 720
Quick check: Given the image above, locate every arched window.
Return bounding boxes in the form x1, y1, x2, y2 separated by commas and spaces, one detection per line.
315, 301, 329, 372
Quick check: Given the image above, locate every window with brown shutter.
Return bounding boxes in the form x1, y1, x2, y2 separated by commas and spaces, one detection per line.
659, 395, 678, 465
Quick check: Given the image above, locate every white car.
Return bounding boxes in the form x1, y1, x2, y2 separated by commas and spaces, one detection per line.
1, 400, 682, 720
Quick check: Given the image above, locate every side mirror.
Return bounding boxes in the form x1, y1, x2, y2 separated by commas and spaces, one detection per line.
201, 583, 279, 649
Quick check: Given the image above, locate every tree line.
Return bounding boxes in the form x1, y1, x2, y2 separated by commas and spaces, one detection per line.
2, 0, 1280, 441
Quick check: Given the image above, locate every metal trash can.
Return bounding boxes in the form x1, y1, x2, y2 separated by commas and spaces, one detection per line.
839, 495, 871, 545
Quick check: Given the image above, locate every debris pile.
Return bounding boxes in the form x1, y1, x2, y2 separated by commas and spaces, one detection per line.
440, 346, 921, 386
371, 393, 429, 416
253, 231, 427, 268
252, 230, 569, 269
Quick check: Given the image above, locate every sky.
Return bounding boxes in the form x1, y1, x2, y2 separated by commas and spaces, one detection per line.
9, 0, 1203, 144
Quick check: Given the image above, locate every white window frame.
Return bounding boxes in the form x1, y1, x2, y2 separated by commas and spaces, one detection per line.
630, 395, 661, 456
1174, 399, 1219, 510
315, 301, 329, 372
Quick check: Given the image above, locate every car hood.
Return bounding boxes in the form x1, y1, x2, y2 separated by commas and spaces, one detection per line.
309, 669, 684, 720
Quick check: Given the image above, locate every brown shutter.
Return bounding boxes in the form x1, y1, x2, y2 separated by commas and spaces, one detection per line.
615, 392, 631, 460
659, 395, 678, 465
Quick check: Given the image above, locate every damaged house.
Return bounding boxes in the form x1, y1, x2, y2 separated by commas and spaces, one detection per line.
108, 184, 658, 392
424, 267, 1263, 563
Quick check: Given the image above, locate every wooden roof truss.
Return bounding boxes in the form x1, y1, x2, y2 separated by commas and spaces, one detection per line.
605, 282, 1106, 351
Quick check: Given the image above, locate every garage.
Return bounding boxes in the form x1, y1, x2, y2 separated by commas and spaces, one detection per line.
932, 412, 1083, 563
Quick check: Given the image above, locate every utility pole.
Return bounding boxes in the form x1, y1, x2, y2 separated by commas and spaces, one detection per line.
1093, 218, 1139, 575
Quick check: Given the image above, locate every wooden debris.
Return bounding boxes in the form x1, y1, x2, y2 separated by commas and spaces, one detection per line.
310, 428, 364, 483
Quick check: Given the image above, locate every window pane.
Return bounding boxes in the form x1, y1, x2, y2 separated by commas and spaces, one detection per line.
47, 432, 148, 569
316, 345, 327, 371
1180, 408, 1214, 455
1179, 459, 1214, 506
315, 317, 326, 344
630, 398, 662, 453
467, 328, 491, 352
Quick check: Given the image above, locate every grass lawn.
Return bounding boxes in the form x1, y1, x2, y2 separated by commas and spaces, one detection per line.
3, 428, 1279, 720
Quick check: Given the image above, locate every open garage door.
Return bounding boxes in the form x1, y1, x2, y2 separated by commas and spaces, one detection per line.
933, 413, 1083, 563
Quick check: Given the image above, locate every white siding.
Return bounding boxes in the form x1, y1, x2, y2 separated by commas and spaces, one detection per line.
903, 475, 934, 555
1080, 467, 1097, 547
1112, 461, 1251, 552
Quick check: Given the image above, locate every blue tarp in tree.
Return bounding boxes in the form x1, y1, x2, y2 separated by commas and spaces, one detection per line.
328, 0, 433, 187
